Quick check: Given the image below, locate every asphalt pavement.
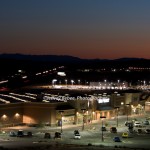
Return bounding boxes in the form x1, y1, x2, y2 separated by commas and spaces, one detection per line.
0, 114, 150, 150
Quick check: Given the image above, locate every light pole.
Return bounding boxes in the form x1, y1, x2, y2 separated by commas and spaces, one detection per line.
78, 79, 80, 85
100, 116, 106, 142
76, 112, 79, 124
59, 111, 64, 133
71, 80, 74, 85
115, 107, 119, 127
52, 79, 57, 87
126, 104, 130, 122
65, 79, 67, 86
81, 109, 86, 131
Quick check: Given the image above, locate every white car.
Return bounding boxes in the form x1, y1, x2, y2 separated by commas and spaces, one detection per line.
74, 133, 81, 139
134, 121, 141, 127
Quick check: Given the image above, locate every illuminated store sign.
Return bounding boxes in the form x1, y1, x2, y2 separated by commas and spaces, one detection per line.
98, 97, 110, 103
57, 72, 66, 76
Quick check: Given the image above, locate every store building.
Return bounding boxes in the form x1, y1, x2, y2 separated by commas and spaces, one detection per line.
0, 89, 145, 127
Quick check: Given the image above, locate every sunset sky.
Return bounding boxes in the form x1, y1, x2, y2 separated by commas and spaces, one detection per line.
0, 0, 150, 59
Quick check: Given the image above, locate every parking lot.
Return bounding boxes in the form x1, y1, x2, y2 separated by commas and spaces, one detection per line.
0, 114, 150, 149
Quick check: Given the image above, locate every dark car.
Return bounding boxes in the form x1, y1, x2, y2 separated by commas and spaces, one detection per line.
145, 129, 150, 134
125, 121, 133, 127
44, 132, 51, 139
17, 130, 24, 137
128, 128, 134, 133
137, 129, 143, 134
110, 127, 117, 133
27, 131, 32, 137
101, 127, 107, 131
54, 132, 61, 139
113, 136, 121, 142
74, 130, 79, 135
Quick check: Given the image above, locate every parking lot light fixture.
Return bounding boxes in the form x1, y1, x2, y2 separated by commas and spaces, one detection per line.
52, 79, 57, 87
115, 107, 119, 127
100, 116, 106, 142
81, 109, 86, 131
126, 104, 130, 122
65, 79, 67, 86
59, 111, 64, 133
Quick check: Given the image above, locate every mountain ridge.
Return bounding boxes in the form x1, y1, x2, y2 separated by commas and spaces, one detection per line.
0, 53, 148, 62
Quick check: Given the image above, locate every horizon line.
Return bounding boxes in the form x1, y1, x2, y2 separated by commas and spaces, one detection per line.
0, 53, 148, 61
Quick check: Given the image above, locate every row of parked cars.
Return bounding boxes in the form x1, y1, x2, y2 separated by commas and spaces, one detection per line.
9, 130, 32, 137
101, 126, 117, 133
113, 128, 150, 143
125, 120, 150, 128
9, 130, 62, 139
9, 130, 81, 140
44, 132, 61, 139
44, 130, 81, 139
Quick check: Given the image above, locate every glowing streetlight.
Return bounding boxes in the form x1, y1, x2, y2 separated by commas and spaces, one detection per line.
15, 113, 20, 118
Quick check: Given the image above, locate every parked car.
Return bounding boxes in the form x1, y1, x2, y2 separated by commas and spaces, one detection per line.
101, 127, 107, 131
44, 132, 51, 139
110, 127, 117, 133
122, 132, 128, 138
74, 130, 81, 139
137, 128, 143, 134
145, 129, 150, 134
125, 121, 133, 127
74, 133, 81, 139
143, 120, 149, 125
54, 132, 61, 139
17, 130, 24, 137
27, 131, 32, 137
134, 121, 141, 127
113, 136, 121, 142
74, 130, 79, 135
9, 131, 17, 137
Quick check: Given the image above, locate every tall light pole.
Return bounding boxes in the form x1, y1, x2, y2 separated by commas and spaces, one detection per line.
126, 104, 130, 122
81, 109, 86, 131
65, 79, 67, 86
59, 111, 64, 133
100, 116, 106, 142
78, 79, 80, 85
71, 80, 74, 85
115, 107, 119, 127
52, 79, 57, 87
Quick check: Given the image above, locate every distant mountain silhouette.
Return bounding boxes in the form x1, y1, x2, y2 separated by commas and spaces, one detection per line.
0, 54, 150, 69
0, 53, 82, 63
0, 53, 148, 62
